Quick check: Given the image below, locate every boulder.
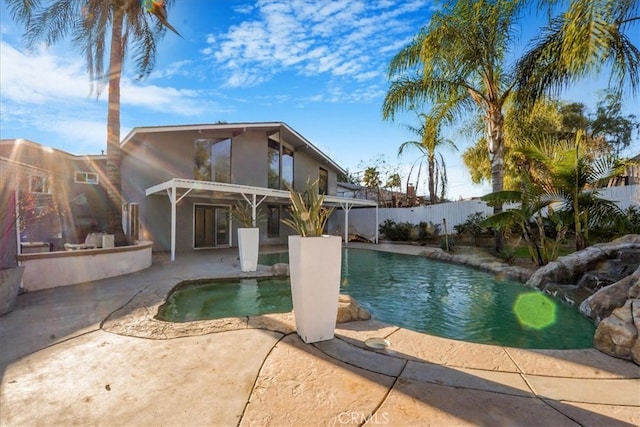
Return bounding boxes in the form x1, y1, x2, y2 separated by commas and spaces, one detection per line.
593, 300, 639, 362
336, 294, 371, 323
271, 263, 289, 277
580, 274, 640, 322
525, 235, 640, 290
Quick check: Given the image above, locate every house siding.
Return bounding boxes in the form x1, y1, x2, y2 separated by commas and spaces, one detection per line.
120, 124, 342, 254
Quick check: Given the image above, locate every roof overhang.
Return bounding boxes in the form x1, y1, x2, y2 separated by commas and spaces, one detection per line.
123, 122, 346, 176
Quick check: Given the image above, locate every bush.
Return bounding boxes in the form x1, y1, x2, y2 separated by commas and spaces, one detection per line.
440, 235, 455, 252
379, 219, 442, 242
379, 219, 413, 241
454, 212, 488, 245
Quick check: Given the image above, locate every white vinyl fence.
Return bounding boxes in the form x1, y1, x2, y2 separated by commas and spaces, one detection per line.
333, 184, 640, 240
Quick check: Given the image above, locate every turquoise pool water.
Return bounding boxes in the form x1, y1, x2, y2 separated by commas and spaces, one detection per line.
158, 248, 596, 349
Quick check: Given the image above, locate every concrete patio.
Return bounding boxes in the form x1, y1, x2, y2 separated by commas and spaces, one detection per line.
1, 243, 638, 426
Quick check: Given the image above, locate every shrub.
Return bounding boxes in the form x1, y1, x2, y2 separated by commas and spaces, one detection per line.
379, 219, 413, 241
454, 212, 488, 246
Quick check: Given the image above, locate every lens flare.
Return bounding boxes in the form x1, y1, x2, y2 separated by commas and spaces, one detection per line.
513, 292, 557, 330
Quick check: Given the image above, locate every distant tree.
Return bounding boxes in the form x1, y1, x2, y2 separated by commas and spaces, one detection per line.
398, 112, 457, 204
590, 90, 640, 157
337, 169, 360, 185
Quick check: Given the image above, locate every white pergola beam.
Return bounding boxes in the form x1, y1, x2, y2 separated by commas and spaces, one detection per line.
146, 178, 379, 260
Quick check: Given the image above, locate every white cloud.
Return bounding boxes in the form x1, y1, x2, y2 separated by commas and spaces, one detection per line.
0, 41, 93, 104
203, 0, 432, 94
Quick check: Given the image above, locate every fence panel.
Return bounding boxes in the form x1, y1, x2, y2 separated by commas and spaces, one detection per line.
335, 184, 640, 239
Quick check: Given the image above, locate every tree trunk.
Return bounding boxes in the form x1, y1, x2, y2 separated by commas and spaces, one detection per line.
428, 153, 436, 204
487, 106, 505, 253
105, 6, 127, 246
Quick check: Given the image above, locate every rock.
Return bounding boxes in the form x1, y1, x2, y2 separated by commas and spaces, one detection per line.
336, 294, 371, 323
271, 263, 289, 277
630, 281, 640, 298
526, 235, 640, 291
593, 300, 638, 361
580, 274, 640, 322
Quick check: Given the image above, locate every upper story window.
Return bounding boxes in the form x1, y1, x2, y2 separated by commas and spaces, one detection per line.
319, 167, 328, 195
29, 174, 50, 194
194, 138, 231, 183
268, 138, 294, 190
75, 171, 99, 185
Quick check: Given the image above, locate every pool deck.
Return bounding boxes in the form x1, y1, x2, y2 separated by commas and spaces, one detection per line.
1, 243, 638, 426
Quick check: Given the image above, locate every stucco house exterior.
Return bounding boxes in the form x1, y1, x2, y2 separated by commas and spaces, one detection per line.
120, 122, 377, 259
0, 139, 111, 253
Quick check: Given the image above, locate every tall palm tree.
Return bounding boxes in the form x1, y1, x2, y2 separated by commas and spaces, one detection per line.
383, 0, 528, 251
7, 0, 177, 244
398, 112, 457, 204
515, 0, 640, 107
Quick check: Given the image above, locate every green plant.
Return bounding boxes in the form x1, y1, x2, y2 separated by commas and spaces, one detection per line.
378, 219, 413, 241
232, 200, 265, 228
282, 180, 334, 237
454, 212, 488, 246
440, 235, 454, 252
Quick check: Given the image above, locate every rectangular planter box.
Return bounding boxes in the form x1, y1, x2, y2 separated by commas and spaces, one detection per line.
238, 228, 259, 272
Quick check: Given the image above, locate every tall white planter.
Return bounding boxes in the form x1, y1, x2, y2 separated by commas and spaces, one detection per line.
288, 235, 342, 343
238, 228, 259, 272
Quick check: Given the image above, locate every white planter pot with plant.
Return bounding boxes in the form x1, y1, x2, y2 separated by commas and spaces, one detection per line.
233, 201, 265, 273
283, 181, 341, 343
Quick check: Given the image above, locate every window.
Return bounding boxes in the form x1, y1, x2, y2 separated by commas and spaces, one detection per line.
319, 168, 328, 195
267, 205, 280, 237
75, 171, 99, 185
268, 138, 294, 190
268, 139, 280, 189
194, 138, 231, 183
282, 146, 293, 189
29, 174, 50, 194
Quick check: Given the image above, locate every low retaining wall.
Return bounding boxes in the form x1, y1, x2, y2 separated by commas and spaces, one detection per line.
17, 241, 153, 292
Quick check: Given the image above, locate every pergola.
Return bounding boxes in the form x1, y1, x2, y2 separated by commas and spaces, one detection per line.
145, 178, 379, 261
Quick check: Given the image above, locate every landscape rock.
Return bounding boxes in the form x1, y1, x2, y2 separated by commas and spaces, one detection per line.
337, 294, 371, 323
271, 263, 289, 277
593, 300, 639, 362
580, 274, 640, 322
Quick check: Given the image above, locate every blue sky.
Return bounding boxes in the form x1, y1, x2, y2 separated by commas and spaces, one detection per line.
1, 0, 638, 199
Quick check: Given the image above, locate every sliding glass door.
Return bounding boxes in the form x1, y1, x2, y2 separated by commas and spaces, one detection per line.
194, 204, 229, 248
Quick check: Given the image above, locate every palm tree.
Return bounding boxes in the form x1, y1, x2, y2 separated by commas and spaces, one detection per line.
515, 0, 640, 107
398, 112, 457, 204
521, 130, 627, 250
383, 0, 528, 251
7, 0, 178, 244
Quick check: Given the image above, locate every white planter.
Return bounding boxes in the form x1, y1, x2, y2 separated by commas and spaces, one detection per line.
288, 235, 342, 343
238, 228, 259, 272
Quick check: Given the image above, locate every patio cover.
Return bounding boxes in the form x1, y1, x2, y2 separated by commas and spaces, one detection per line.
145, 178, 379, 260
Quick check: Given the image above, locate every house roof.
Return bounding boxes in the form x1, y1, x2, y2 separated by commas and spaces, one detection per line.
120, 122, 346, 175
0, 139, 106, 160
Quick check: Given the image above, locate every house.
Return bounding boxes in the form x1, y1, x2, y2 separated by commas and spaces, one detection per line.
0, 139, 111, 251
120, 122, 377, 259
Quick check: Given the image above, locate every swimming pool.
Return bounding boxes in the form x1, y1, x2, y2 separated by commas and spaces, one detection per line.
158, 248, 596, 349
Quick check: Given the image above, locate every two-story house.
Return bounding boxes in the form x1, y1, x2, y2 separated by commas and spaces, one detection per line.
0, 139, 111, 251
120, 122, 377, 259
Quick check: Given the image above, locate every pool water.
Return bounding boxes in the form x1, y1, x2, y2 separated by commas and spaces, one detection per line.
158, 277, 292, 322
158, 248, 596, 349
